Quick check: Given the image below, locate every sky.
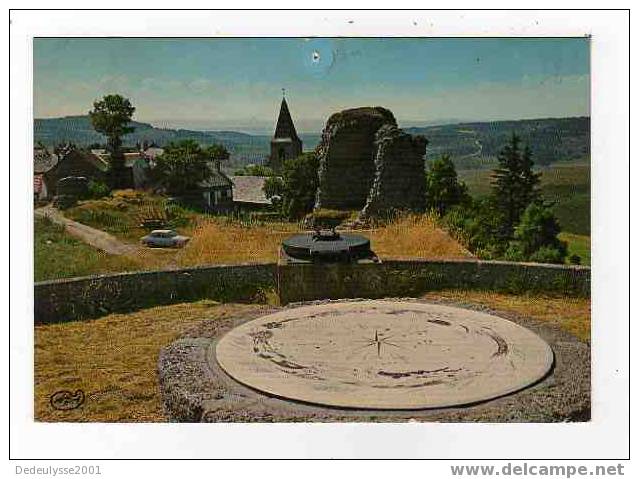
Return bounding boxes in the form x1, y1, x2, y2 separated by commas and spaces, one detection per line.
33, 37, 590, 134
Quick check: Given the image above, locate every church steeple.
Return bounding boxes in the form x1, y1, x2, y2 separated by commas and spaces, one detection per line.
269, 94, 303, 173
274, 97, 300, 140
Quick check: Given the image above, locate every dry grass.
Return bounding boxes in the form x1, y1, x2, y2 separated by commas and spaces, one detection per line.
421, 290, 591, 342
34, 301, 269, 422
34, 291, 589, 422
175, 219, 300, 266
61, 190, 470, 269
368, 213, 472, 259
175, 213, 470, 266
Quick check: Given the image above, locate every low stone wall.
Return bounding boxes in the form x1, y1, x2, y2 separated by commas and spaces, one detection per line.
34, 259, 590, 324
277, 259, 590, 304
34, 263, 277, 324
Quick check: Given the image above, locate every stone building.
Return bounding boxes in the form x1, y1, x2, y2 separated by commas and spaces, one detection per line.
269, 97, 302, 172
35, 145, 109, 200
314, 106, 428, 218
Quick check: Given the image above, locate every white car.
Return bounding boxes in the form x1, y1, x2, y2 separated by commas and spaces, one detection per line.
141, 229, 190, 248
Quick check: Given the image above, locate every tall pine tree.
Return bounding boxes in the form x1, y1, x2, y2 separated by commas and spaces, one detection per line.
491, 134, 541, 237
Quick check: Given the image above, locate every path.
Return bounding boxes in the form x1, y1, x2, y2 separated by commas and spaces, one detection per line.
35, 205, 143, 256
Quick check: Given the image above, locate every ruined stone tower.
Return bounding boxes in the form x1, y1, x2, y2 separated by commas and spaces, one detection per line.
314, 106, 428, 217
269, 97, 303, 173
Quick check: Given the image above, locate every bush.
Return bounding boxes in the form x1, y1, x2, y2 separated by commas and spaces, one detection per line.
508, 202, 567, 264
529, 246, 568, 264
569, 253, 582, 265
87, 180, 110, 199
443, 198, 509, 259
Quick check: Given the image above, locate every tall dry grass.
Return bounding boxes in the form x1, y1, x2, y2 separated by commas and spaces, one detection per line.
367, 213, 472, 259
176, 218, 300, 266
176, 213, 470, 267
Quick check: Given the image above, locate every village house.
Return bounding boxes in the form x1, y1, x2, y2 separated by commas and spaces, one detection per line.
198, 159, 234, 211
34, 145, 109, 200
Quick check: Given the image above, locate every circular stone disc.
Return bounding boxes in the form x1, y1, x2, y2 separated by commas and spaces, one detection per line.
214, 301, 554, 409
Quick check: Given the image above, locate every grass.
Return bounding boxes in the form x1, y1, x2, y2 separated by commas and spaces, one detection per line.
177, 213, 470, 266
34, 292, 590, 422
34, 301, 270, 422
175, 218, 300, 266
34, 216, 141, 281
367, 213, 471, 259
421, 290, 591, 342
58, 192, 471, 270
559, 232, 591, 266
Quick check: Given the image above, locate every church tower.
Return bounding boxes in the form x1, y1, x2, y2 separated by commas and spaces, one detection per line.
269, 95, 303, 173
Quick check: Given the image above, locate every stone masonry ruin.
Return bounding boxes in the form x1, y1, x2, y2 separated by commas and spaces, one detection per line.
314, 107, 428, 217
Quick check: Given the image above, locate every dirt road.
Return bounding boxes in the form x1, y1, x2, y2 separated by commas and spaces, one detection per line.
35, 205, 143, 256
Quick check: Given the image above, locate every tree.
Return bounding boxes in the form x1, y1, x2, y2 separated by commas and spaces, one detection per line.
152, 140, 212, 195
425, 155, 470, 215
505, 201, 567, 264
491, 134, 541, 236
264, 152, 319, 219
263, 175, 285, 211
89, 94, 135, 187
205, 144, 230, 169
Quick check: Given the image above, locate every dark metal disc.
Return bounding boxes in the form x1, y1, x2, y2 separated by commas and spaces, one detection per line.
282, 233, 373, 262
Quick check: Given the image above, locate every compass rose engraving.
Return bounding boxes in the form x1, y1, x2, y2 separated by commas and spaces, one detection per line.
360, 329, 401, 358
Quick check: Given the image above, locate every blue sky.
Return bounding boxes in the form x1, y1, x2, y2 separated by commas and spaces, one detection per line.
34, 38, 589, 133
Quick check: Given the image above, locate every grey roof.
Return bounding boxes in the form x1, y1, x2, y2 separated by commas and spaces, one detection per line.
199, 169, 234, 189
143, 147, 164, 158
34, 149, 58, 174
83, 152, 110, 172
230, 175, 272, 205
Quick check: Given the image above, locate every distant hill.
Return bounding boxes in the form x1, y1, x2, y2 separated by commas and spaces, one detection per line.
34, 115, 589, 169
34, 115, 272, 167
406, 116, 590, 168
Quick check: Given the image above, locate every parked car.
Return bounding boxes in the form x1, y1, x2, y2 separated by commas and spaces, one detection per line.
141, 229, 190, 248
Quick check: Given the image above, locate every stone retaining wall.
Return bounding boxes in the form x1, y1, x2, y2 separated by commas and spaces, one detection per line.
276, 259, 590, 304
34, 263, 277, 324
34, 259, 590, 324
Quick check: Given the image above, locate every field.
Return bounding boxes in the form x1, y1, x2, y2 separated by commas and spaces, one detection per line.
34, 291, 590, 422
559, 232, 591, 266
459, 162, 591, 265
458, 162, 590, 236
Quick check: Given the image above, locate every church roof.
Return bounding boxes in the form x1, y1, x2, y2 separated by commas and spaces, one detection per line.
273, 98, 300, 141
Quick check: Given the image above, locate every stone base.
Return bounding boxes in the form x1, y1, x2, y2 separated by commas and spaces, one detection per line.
158, 299, 590, 423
